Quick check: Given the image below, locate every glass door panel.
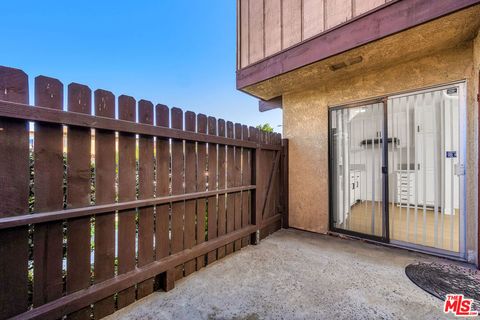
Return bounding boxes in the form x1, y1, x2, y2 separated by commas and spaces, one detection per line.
387, 85, 464, 253
330, 103, 385, 238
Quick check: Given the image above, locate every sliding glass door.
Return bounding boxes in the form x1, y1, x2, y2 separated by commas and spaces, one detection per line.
329, 102, 387, 240
329, 83, 465, 256
387, 84, 465, 255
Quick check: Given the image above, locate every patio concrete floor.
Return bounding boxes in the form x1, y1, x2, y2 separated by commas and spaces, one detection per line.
107, 228, 460, 320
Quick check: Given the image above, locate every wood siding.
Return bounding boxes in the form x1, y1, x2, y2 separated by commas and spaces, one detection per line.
237, 0, 388, 69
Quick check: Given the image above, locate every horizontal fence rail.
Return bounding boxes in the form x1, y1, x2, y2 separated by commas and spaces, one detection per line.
0, 66, 286, 320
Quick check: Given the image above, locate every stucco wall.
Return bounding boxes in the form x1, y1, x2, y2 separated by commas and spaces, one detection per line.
283, 42, 479, 263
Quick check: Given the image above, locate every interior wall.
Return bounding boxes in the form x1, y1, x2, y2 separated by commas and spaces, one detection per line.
283, 43, 478, 263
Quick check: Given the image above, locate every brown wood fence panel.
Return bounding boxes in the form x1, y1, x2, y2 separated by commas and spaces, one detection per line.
196, 114, 207, 270
32, 76, 64, 308
137, 100, 155, 298
0, 67, 30, 320
117, 95, 137, 309
66, 83, 93, 320
217, 119, 227, 259
171, 107, 185, 280
0, 66, 286, 320
207, 117, 218, 264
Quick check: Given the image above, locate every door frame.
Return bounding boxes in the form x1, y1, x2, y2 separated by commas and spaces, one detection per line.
327, 98, 390, 243
328, 81, 467, 258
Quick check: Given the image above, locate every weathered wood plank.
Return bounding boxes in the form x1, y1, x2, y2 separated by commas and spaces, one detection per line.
241, 125, 251, 247
248, 0, 264, 63
207, 117, 218, 264
303, 0, 324, 39
184, 111, 197, 276
0, 66, 30, 319
240, 0, 250, 68
33, 76, 65, 307
265, 0, 282, 57
282, 0, 302, 48
155, 104, 171, 286
226, 122, 235, 255
66, 83, 93, 320
117, 95, 137, 309
93, 89, 116, 318
234, 123, 243, 251
137, 100, 155, 298
217, 119, 227, 259
170, 107, 185, 280
196, 114, 207, 269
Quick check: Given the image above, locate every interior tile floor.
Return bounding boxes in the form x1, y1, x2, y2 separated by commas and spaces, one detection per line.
106, 228, 466, 320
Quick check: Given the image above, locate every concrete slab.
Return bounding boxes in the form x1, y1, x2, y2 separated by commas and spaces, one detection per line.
107, 229, 462, 319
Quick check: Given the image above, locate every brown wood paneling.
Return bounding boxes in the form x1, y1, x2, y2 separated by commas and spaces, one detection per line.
233, 124, 243, 251
325, 0, 352, 29
93, 89, 116, 319
354, 0, 385, 16
240, 0, 250, 68
265, 0, 282, 57
137, 100, 155, 298
171, 107, 185, 280
0, 66, 30, 319
196, 114, 208, 269
217, 119, 227, 259
32, 76, 65, 307
282, 0, 302, 49
66, 83, 92, 320
207, 117, 218, 263
241, 125, 251, 247
184, 111, 197, 276
155, 104, 170, 265
249, 0, 265, 63
303, 0, 325, 39
117, 95, 137, 309
237, 0, 480, 89
226, 122, 235, 255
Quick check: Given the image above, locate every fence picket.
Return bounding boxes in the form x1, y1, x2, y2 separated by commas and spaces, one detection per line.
93, 89, 116, 318
234, 123, 242, 251
217, 119, 227, 259
0, 66, 30, 319
32, 76, 65, 307
66, 83, 93, 320
184, 111, 197, 276
137, 100, 155, 298
155, 104, 170, 263
207, 117, 218, 264
171, 107, 185, 280
117, 95, 137, 308
226, 122, 235, 255
241, 125, 251, 247
196, 114, 208, 269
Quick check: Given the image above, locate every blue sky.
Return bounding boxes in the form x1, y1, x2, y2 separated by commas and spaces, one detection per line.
0, 1, 282, 131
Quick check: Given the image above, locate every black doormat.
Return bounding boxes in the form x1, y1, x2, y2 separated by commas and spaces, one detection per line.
405, 262, 480, 311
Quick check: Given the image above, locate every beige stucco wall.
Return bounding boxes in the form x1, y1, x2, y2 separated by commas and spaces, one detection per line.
283, 41, 479, 263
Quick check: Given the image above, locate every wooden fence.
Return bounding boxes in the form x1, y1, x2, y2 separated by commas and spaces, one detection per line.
0, 66, 287, 320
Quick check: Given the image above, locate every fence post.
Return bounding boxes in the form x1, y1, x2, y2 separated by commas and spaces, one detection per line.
281, 138, 289, 228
